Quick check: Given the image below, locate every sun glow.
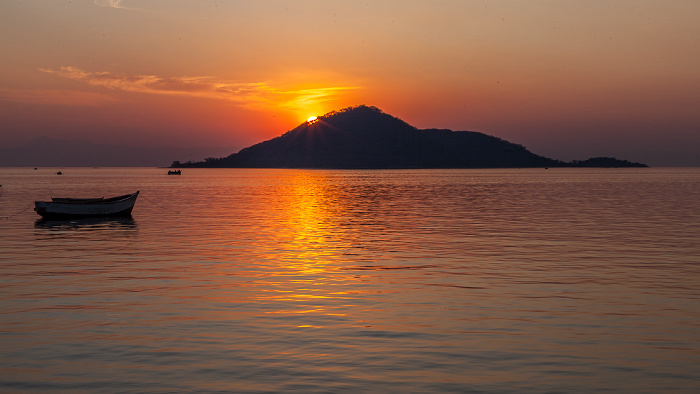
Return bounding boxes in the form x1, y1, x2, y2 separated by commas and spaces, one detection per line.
307, 116, 318, 123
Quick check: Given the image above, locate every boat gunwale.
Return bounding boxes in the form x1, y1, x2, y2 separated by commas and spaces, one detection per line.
41, 192, 139, 205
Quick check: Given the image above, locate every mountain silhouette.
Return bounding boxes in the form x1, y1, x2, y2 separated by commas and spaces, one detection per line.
172, 105, 647, 169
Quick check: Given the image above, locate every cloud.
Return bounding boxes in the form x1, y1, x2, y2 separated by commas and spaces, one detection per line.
0, 87, 118, 107
40, 67, 360, 111
93, 0, 139, 11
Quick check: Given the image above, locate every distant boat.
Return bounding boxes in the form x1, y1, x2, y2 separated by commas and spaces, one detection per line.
34, 191, 139, 219
168, 170, 181, 175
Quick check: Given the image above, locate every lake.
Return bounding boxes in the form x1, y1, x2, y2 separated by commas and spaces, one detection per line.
1, 167, 699, 392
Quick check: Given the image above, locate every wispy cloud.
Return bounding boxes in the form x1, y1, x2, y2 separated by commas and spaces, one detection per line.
93, 0, 139, 11
40, 67, 359, 111
0, 87, 118, 107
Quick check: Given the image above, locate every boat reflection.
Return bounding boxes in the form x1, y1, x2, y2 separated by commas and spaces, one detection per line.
35, 216, 138, 230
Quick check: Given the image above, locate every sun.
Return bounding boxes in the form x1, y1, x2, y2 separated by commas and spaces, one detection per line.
307, 116, 318, 123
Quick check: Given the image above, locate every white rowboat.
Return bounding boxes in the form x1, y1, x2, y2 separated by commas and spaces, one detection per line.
34, 191, 139, 219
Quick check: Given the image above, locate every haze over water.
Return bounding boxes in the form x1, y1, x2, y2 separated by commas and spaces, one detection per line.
1, 167, 699, 392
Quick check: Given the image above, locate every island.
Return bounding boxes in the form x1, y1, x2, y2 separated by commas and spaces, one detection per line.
171, 105, 647, 169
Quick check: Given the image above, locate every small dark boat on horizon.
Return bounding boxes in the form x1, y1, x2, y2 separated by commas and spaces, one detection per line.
34, 191, 139, 219
168, 170, 181, 175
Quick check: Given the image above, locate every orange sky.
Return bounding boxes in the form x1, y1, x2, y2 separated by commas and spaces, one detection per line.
1, 0, 699, 165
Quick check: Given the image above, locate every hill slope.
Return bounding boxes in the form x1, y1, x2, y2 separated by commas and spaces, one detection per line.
173, 105, 646, 169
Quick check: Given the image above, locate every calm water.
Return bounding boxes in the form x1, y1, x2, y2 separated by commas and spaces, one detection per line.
1, 167, 699, 393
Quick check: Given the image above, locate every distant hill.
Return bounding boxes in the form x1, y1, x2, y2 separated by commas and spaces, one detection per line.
0, 137, 237, 167
569, 157, 649, 167
172, 105, 647, 169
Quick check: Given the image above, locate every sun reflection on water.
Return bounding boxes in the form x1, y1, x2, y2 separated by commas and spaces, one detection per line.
268, 172, 341, 270
242, 172, 371, 329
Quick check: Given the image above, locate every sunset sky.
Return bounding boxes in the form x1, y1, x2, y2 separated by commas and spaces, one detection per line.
2, 0, 699, 166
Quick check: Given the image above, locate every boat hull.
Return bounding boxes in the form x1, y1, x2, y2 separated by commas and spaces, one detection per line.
34, 192, 139, 219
